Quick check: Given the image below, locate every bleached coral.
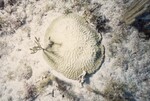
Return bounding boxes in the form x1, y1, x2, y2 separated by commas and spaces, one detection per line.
43, 14, 105, 80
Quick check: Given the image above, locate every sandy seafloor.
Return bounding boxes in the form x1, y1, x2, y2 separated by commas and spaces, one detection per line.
0, 0, 150, 101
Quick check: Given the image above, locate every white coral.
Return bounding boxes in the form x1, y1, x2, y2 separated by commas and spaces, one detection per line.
43, 14, 105, 80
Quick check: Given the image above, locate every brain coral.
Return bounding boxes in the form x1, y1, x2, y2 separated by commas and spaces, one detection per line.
43, 14, 105, 80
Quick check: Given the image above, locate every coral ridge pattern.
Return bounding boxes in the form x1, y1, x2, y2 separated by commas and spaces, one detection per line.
43, 14, 105, 80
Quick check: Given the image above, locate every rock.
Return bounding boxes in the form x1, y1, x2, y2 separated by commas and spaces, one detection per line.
17, 64, 32, 81
123, 0, 150, 39
8, 0, 16, 6
0, 0, 4, 9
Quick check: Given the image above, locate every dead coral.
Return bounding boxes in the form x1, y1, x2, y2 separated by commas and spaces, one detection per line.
86, 85, 105, 97
54, 77, 79, 101
103, 80, 135, 101
0, 0, 4, 9
7, 71, 16, 80
95, 15, 112, 33
36, 71, 53, 93
17, 64, 32, 81
8, 0, 17, 6
24, 71, 79, 101
23, 82, 38, 101
23, 72, 54, 100
0, 0, 27, 36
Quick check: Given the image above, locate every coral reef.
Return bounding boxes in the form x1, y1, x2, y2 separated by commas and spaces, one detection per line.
0, 0, 150, 101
